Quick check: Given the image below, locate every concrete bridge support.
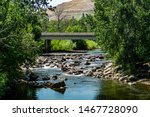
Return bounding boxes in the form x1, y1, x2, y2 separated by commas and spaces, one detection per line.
45, 40, 51, 53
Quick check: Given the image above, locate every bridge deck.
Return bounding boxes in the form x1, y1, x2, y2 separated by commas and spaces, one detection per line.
41, 32, 96, 40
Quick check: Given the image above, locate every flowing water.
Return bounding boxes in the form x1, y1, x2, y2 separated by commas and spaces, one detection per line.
1, 49, 150, 100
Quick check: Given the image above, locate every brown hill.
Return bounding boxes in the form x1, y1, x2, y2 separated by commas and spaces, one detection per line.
47, 0, 94, 20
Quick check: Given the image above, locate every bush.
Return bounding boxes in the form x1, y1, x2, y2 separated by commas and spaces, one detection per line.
51, 40, 76, 51
85, 40, 97, 50
32, 25, 42, 40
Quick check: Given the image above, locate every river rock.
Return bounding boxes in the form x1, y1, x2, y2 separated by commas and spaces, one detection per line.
42, 77, 50, 81
119, 77, 126, 81
85, 70, 93, 76
52, 75, 58, 80
128, 75, 137, 81
103, 67, 113, 76
44, 62, 50, 66
99, 55, 104, 59
104, 62, 113, 70
84, 61, 91, 65
29, 72, 38, 81
51, 81, 66, 89
128, 82, 136, 85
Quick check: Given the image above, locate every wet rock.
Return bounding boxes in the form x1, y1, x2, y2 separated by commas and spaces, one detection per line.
128, 82, 136, 85
52, 75, 58, 80
53, 87, 66, 94
51, 81, 66, 89
74, 61, 81, 66
113, 73, 121, 80
103, 67, 113, 76
25, 68, 32, 75
42, 77, 50, 81
43, 58, 49, 64
84, 61, 91, 65
29, 72, 38, 81
99, 55, 104, 59
93, 72, 101, 77
61, 57, 66, 62
49, 64, 55, 68
64, 78, 68, 81
128, 75, 137, 82
44, 63, 50, 66
119, 77, 126, 81
104, 62, 113, 70
85, 70, 93, 76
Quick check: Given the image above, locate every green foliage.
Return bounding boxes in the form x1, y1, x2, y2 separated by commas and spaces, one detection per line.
32, 25, 42, 40
0, 0, 49, 80
85, 40, 97, 50
47, 14, 98, 50
51, 40, 76, 51
66, 25, 87, 50
84, 14, 96, 32
66, 25, 84, 32
95, 0, 150, 74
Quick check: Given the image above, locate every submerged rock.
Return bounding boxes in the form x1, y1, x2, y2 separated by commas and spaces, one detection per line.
52, 75, 58, 80
51, 81, 66, 89
42, 77, 50, 81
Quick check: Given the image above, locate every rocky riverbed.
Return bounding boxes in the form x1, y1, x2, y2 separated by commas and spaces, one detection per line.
2, 50, 150, 100
20, 51, 150, 88
19, 52, 107, 90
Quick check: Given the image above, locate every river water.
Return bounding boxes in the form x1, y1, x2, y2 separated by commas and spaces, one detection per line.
2, 49, 150, 100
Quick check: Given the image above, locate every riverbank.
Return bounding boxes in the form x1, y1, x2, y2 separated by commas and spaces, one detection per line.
102, 62, 150, 86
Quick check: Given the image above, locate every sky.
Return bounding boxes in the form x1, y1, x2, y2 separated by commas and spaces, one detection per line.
49, 0, 72, 6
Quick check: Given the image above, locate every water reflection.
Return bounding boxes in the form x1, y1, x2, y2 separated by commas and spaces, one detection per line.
96, 80, 150, 100
1, 84, 38, 100
35, 76, 100, 100
1, 78, 150, 100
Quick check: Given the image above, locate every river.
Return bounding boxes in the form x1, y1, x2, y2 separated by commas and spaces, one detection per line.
1, 49, 150, 100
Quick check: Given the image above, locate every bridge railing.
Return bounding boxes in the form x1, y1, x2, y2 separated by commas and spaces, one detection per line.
41, 32, 96, 40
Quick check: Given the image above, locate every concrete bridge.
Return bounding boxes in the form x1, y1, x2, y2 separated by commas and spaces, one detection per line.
40, 32, 96, 52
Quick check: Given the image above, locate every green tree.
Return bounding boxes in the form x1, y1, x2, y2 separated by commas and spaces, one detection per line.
95, 0, 150, 75
0, 0, 49, 96
84, 14, 96, 32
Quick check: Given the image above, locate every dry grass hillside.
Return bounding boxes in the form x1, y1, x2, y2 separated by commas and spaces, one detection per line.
47, 0, 94, 20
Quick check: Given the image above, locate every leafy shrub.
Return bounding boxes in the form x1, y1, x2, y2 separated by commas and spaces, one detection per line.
51, 40, 76, 51
85, 40, 97, 50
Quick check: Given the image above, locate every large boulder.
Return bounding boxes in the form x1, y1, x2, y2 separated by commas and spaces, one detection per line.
51, 81, 66, 89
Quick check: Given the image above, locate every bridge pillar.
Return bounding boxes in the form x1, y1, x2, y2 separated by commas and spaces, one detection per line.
45, 40, 51, 53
